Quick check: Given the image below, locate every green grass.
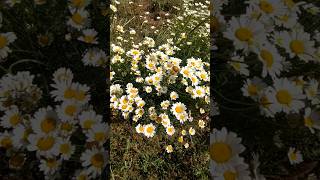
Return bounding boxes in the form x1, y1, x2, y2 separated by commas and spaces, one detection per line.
110, 121, 210, 179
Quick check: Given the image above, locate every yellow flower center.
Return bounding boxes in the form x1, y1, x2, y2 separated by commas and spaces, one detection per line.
77, 175, 88, 180
154, 76, 160, 81
72, 12, 84, 25
40, 117, 56, 133
290, 40, 304, 54
75, 90, 86, 101
179, 114, 186, 120
248, 84, 258, 96
138, 126, 144, 132
260, 1, 274, 14
38, 35, 49, 45
1, 137, 12, 149
284, 0, 295, 8
210, 142, 232, 163
121, 104, 128, 110
196, 89, 203, 95
61, 122, 73, 132
175, 106, 184, 113
132, 50, 139, 55
304, 117, 314, 127
200, 73, 207, 80
231, 62, 241, 71
279, 15, 289, 22
260, 49, 273, 68
46, 158, 57, 168
183, 69, 190, 76
289, 152, 297, 161
146, 126, 154, 134
91, 153, 104, 168
276, 90, 292, 105
37, 137, 55, 151
235, 27, 253, 42
83, 120, 94, 129
72, 0, 85, 7
23, 129, 32, 141
60, 143, 70, 154
9, 114, 21, 126
84, 35, 95, 43
94, 132, 106, 142
64, 88, 76, 99
9, 154, 25, 168
0, 35, 8, 49
260, 95, 271, 108
224, 171, 237, 180
65, 105, 77, 116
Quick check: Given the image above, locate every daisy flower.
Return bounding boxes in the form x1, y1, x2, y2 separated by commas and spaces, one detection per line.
27, 133, 58, 157
56, 101, 81, 121
0, 105, 22, 128
8, 153, 26, 170
255, 43, 283, 78
282, 29, 316, 62
67, 9, 89, 30
274, 10, 298, 29
267, 78, 305, 114
31, 107, 58, 134
198, 120, 206, 128
170, 91, 179, 100
0, 130, 13, 149
247, 0, 287, 19
258, 91, 274, 117
305, 79, 320, 105
189, 127, 196, 135
79, 110, 101, 131
288, 147, 303, 165
52, 67, 73, 85
51, 82, 90, 104
165, 145, 173, 153
0, 32, 17, 60
229, 54, 249, 76
78, 29, 98, 44
12, 124, 30, 149
73, 169, 90, 180
53, 138, 75, 160
223, 15, 266, 53
143, 123, 156, 138
193, 86, 206, 98
241, 77, 266, 99
82, 48, 107, 67
210, 127, 246, 170
135, 124, 144, 133
171, 102, 187, 116
166, 125, 175, 136
39, 157, 61, 176
211, 161, 251, 180
80, 148, 108, 178
86, 123, 109, 145
304, 107, 320, 134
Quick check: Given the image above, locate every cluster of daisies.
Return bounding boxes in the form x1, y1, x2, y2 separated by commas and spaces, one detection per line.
110, 0, 210, 153
0, 12, 16, 61
0, 68, 109, 179
212, 0, 319, 178
65, 0, 107, 67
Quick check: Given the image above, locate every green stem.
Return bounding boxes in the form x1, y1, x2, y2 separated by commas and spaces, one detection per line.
8, 59, 46, 73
